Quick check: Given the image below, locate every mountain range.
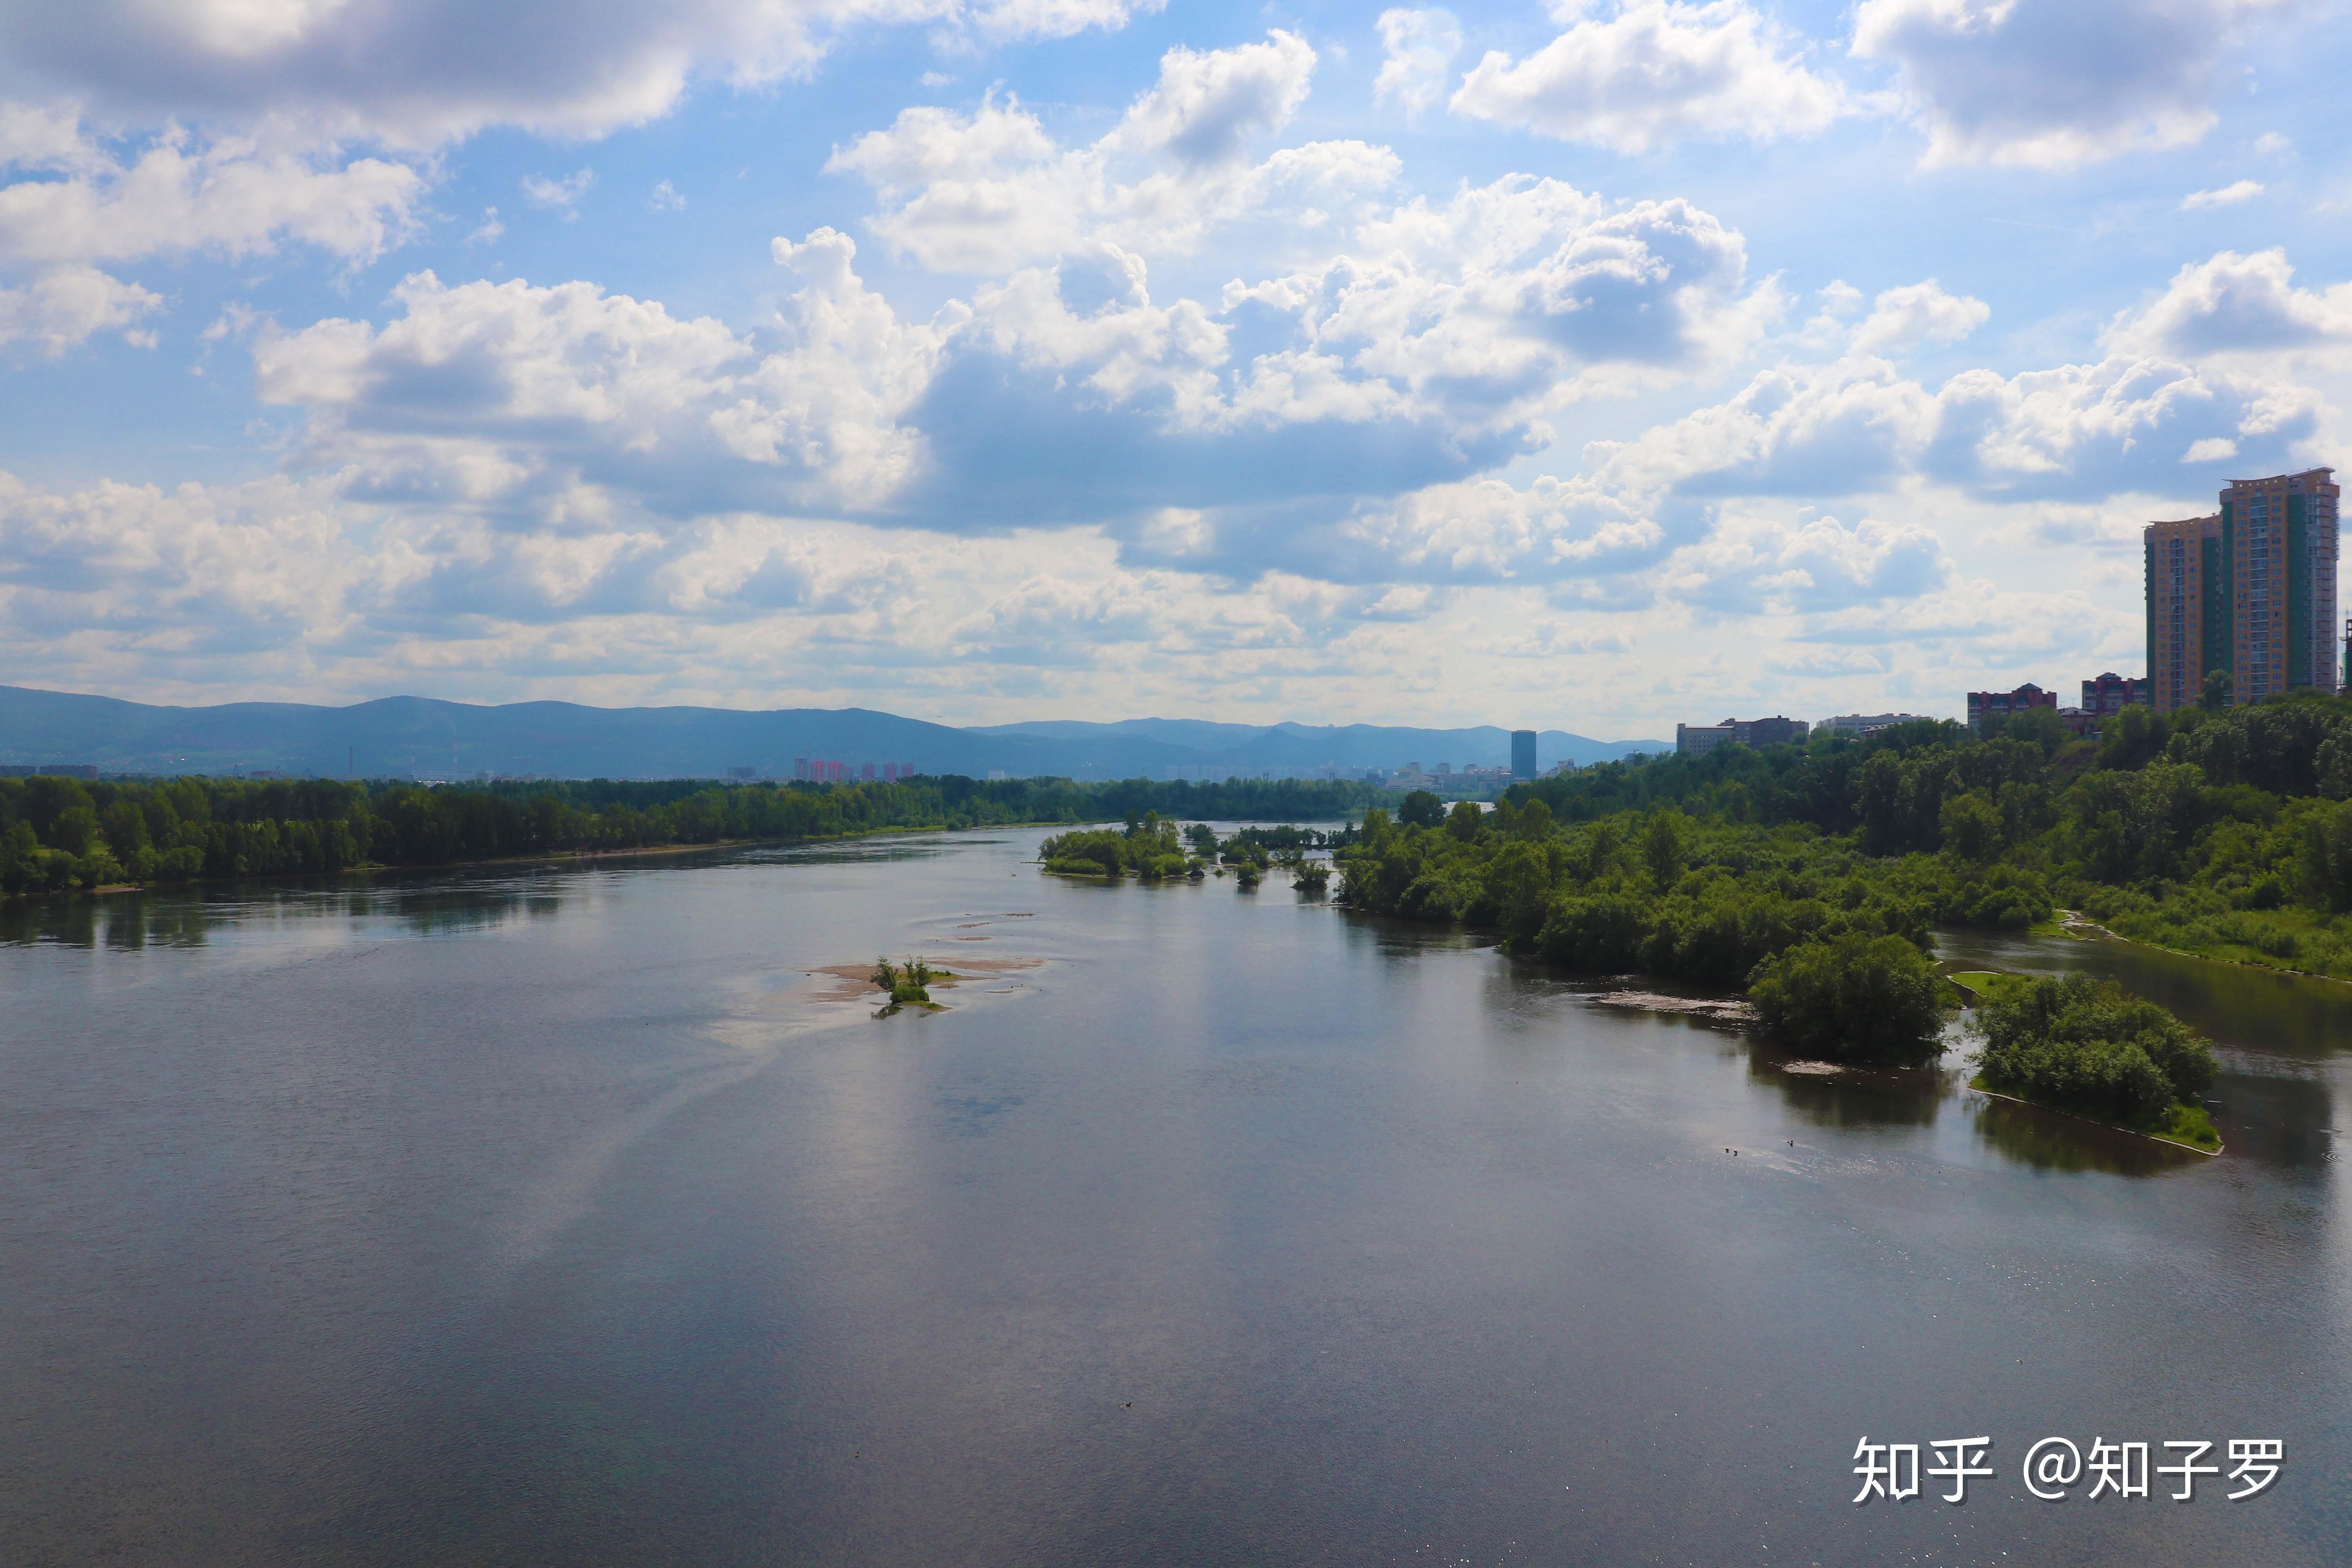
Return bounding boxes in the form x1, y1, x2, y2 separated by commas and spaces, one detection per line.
0, 686, 1670, 781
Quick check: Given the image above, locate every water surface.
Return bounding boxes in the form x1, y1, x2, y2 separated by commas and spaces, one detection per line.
4, 834, 2348, 1565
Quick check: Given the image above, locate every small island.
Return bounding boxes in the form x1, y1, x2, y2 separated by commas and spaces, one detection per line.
871, 955, 953, 1012
1956, 971, 2221, 1152
1040, 814, 1340, 889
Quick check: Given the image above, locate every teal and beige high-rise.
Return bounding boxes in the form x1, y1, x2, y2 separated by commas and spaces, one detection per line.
2145, 468, 2339, 713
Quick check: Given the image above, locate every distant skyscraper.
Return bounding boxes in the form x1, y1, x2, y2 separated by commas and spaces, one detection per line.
2147, 469, 2340, 712
1510, 729, 1537, 780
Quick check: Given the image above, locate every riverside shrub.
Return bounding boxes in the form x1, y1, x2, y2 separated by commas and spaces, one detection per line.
1746, 933, 1946, 1063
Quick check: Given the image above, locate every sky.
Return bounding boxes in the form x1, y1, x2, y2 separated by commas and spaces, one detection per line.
3, 0, 2350, 738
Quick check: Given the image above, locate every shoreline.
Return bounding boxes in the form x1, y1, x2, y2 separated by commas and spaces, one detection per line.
0, 817, 1145, 905
2052, 909, 2352, 991
1966, 1078, 2222, 1158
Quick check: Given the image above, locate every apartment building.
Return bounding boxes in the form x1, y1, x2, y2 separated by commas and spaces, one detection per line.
2145, 469, 2341, 713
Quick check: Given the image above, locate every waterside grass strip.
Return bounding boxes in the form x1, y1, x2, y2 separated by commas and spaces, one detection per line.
1967, 1077, 2222, 1157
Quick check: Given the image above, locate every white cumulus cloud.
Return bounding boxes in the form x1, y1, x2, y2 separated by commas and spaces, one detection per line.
0, 1, 1161, 149
1849, 279, 1989, 356
1106, 29, 1316, 167
0, 120, 426, 268
1373, 8, 1462, 119
1661, 510, 1950, 613
521, 169, 596, 213
1452, 1, 1847, 154
830, 38, 1397, 274
1852, 0, 2275, 169
2181, 179, 2263, 210
2102, 248, 2352, 361
0, 265, 163, 355
0, 112, 424, 357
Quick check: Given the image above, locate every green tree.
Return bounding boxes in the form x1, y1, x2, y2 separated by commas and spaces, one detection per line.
1746, 933, 1946, 1063
49, 804, 100, 856
2097, 704, 2170, 771
2304, 800, 2352, 911
1445, 799, 1484, 842
1639, 810, 1688, 889
100, 800, 151, 853
1483, 841, 1556, 951
1939, 791, 2002, 864
1576, 819, 1623, 882
1534, 892, 1650, 971
1997, 706, 2071, 759
1398, 790, 1445, 829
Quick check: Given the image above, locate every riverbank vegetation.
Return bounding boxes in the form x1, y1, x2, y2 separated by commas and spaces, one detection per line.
0, 773, 1390, 897
1494, 694, 2352, 981
1967, 973, 2221, 1150
1331, 691, 2352, 1055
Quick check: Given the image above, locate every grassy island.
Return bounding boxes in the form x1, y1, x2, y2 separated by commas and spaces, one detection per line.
1964, 973, 2221, 1152
1040, 814, 1343, 888
871, 956, 953, 1010
1040, 813, 1193, 879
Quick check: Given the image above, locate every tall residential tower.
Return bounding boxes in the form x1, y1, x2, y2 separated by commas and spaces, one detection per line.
2145, 468, 2340, 713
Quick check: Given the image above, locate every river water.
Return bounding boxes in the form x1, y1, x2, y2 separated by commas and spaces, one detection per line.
2, 831, 2348, 1566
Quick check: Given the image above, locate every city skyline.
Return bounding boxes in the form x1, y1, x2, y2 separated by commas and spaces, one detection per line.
4, 3, 2352, 735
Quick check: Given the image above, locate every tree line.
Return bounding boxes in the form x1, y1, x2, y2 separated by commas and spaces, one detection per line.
1497, 694, 2352, 978
0, 773, 1394, 897
1332, 691, 2352, 1060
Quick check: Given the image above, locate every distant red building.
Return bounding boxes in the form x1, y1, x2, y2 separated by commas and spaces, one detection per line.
2079, 671, 2149, 717
1966, 684, 2056, 734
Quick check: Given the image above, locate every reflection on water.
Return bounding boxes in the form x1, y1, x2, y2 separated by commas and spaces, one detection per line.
1748, 1053, 1946, 1131
1963, 1093, 2202, 1176
0, 877, 573, 947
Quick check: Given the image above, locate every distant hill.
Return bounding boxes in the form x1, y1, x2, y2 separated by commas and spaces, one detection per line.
0, 686, 1669, 781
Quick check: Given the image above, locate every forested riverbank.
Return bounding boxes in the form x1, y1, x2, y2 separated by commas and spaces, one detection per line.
0, 772, 1393, 897
1339, 694, 2352, 983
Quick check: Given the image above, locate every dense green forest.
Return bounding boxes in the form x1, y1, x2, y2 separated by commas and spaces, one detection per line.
1336, 692, 2352, 986
0, 772, 1392, 896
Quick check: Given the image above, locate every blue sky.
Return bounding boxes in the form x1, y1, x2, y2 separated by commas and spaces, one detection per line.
3, 0, 2349, 736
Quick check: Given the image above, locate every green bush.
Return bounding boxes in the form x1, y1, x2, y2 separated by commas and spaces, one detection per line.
1746, 933, 1946, 1063
1972, 973, 2216, 1125
871, 956, 936, 1005
1534, 892, 1651, 972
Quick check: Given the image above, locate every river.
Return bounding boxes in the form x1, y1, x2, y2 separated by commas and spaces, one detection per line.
2, 830, 2347, 1565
